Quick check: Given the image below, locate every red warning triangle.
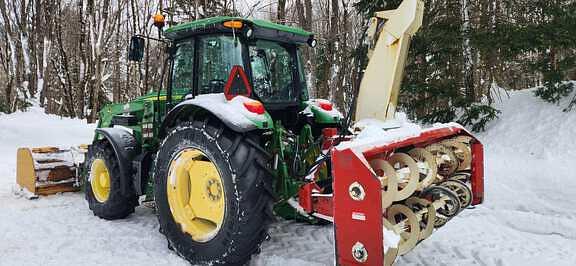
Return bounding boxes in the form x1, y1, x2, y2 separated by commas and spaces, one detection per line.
224, 65, 253, 101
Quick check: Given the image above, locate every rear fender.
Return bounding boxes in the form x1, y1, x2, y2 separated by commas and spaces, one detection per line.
95, 128, 141, 196
159, 94, 273, 138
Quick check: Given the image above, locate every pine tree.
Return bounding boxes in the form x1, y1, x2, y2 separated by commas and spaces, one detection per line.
529, 1, 576, 109
355, 0, 501, 131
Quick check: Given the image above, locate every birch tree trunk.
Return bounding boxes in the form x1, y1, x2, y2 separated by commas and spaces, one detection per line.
461, 0, 475, 102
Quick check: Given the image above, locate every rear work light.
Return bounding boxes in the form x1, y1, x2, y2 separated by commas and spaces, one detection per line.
243, 101, 265, 115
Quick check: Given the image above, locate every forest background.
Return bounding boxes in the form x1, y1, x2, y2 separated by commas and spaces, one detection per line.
0, 0, 575, 131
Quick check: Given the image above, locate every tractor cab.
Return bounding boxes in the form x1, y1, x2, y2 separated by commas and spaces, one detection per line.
130, 17, 327, 130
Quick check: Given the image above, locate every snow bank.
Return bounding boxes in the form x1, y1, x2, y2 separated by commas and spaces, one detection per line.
482, 87, 576, 161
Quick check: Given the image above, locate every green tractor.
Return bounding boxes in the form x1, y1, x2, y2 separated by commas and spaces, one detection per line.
84, 16, 340, 265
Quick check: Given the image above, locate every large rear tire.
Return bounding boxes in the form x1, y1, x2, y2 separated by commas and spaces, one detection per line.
85, 142, 138, 220
154, 117, 274, 265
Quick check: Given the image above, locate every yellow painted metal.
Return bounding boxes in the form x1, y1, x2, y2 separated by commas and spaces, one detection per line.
369, 159, 399, 208
425, 143, 459, 178
355, 0, 425, 121
388, 153, 419, 201
407, 148, 437, 189
440, 180, 472, 209
16, 148, 37, 194
384, 246, 398, 266
385, 204, 421, 255
405, 197, 436, 240
166, 149, 225, 242
442, 139, 472, 170
90, 159, 111, 203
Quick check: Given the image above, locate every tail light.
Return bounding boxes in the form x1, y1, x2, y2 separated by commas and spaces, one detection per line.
243, 101, 265, 115
319, 102, 333, 111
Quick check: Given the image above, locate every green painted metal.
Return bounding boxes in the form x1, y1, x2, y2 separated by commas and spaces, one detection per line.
165, 16, 312, 38
305, 101, 342, 124
95, 90, 186, 148
268, 122, 326, 222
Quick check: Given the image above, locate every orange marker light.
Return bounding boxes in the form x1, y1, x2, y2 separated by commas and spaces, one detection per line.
153, 12, 165, 28
243, 101, 265, 115
223, 20, 243, 29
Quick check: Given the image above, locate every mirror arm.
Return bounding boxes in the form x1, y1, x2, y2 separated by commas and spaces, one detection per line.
134, 34, 170, 45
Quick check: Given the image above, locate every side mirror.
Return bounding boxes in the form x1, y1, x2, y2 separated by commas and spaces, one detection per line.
128, 36, 145, 61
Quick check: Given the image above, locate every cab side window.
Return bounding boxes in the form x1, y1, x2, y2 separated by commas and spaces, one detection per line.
172, 40, 195, 92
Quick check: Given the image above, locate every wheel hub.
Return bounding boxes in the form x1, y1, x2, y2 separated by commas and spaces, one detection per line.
206, 178, 223, 201
90, 159, 110, 203
166, 148, 225, 242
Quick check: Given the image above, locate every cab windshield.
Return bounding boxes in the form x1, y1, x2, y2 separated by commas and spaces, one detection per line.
171, 35, 304, 103
249, 40, 298, 103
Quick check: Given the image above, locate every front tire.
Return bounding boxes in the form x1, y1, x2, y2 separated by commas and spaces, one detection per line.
154, 118, 274, 265
85, 141, 138, 220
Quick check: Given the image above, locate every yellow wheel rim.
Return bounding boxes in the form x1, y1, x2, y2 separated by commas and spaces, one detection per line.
167, 148, 225, 242
90, 159, 111, 203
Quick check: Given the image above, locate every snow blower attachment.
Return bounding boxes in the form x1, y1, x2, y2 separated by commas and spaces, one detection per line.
327, 126, 484, 265
16, 146, 87, 197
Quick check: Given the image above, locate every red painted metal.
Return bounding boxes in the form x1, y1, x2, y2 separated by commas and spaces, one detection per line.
363, 126, 463, 159
471, 141, 484, 205
322, 128, 339, 150
298, 183, 317, 213
312, 195, 333, 217
329, 126, 484, 265
332, 148, 384, 265
322, 128, 338, 138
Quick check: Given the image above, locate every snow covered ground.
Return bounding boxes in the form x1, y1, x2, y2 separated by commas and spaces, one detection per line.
1, 89, 576, 266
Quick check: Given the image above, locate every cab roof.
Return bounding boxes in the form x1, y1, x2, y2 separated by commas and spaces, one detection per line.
164, 16, 313, 44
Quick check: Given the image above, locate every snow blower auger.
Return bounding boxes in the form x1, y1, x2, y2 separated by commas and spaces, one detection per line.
16, 146, 87, 197
75, 1, 483, 264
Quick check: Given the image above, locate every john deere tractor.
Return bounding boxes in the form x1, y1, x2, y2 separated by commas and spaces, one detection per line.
82, 1, 485, 265
84, 15, 340, 265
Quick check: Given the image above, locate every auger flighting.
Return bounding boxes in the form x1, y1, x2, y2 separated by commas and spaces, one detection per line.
370, 136, 475, 262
